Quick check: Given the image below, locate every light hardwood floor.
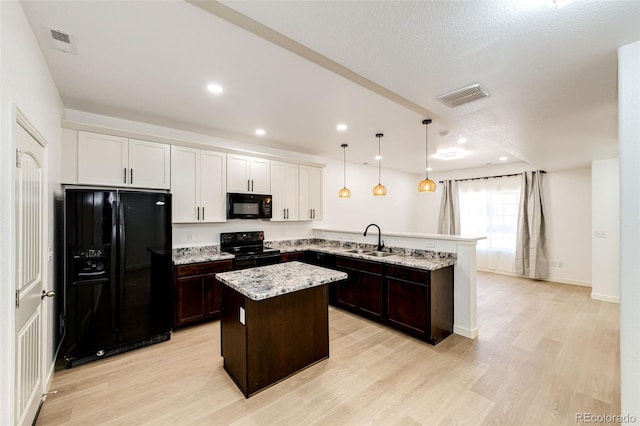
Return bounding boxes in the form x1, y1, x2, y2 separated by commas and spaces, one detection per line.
37, 272, 620, 425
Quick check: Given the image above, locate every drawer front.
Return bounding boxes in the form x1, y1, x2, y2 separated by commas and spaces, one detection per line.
176, 260, 233, 278
384, 264, 429, 284
335, 256, 383, 275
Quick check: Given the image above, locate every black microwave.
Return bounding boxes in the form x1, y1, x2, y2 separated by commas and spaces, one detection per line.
227, 193, 273, 219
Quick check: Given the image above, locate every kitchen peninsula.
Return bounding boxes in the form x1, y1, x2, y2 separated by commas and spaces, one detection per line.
215, 262, 347, 397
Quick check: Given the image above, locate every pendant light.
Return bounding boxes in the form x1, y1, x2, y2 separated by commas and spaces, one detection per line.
338, 143, 352, 198
372, 133, 387, 196
418, 119, 437, 192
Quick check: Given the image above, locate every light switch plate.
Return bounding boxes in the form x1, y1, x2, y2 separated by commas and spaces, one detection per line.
239, 307, 245, 325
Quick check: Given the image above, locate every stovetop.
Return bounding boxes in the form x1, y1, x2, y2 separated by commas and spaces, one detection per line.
220, 231, 280, 258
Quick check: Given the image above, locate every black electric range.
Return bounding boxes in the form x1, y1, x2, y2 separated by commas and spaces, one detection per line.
220, 231, 281, 270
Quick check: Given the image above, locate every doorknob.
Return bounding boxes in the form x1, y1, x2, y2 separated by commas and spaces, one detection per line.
41, 290, 55, 299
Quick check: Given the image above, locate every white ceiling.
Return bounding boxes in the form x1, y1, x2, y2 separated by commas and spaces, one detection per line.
20, 0, 640, 174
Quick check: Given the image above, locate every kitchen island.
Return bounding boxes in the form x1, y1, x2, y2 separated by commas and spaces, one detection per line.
215, 261, 347, 398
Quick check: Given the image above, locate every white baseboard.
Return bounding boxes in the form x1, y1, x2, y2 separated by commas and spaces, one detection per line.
591, 292, 620, 304
454, 325, 479, 340
477, 268, 592, 287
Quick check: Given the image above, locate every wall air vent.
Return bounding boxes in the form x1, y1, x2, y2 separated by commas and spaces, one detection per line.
48, 27, 77, 54
436, 82, 490, 108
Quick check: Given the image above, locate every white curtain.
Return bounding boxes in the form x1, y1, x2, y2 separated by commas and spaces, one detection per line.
515, 171, 549, 279
438, 180, 460, 235
458, 175, 521, 274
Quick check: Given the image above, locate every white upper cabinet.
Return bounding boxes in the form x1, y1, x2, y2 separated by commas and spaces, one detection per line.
78, 132, 128, 186
171, 146, 226, 223
76, 131, 170, 189
299, 165, 323, 221
227, 154, 271, 194
270, 161, 299, 221
128, 139, 171, 189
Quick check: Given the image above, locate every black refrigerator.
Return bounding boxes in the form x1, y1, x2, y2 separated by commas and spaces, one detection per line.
63, 189, 172, 368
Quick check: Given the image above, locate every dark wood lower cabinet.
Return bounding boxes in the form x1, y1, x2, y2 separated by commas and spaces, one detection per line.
280, 251, 305, 263
334, 257, 383, 320
173, 260, 233, 327
331, 255, 454, 345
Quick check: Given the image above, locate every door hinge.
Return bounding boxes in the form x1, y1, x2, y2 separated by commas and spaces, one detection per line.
15, 289, 20, 308
16, 149, 22, 168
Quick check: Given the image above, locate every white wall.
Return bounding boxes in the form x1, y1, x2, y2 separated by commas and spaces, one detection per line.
320, 157, 423, 234
618, 40, 640, 421
544, 168, 592, 286
591, 159, 620, 302
0, 1, 64, 424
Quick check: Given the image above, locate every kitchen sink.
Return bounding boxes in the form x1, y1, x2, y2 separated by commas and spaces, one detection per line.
365, 251, 395, 258
344, 248, 370, 254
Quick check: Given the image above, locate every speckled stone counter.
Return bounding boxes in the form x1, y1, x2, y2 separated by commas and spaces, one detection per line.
265, 239, 457, 271
172, 245, 234, 265
215, 261, 347, 301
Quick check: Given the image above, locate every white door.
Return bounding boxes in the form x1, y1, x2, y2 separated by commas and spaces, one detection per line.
171, 146, 200, 223
226, 154, 251, 193
250, 157, 271, 194
128, 139, 171, 189
77, 131, 129, 186
200, 150, 227, 222
14, 123, 46, 426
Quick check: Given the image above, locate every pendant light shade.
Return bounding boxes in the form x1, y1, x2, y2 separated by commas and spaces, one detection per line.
418, 119, 437, 192
338, 143, 351, 198
372, 133, 387, 196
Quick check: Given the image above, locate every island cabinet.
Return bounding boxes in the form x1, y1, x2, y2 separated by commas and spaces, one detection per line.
173, 260, 233, 327
384, 264, 454, 345
334, 257, 384, 321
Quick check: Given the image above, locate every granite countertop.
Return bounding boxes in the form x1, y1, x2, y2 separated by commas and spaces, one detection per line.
266, 239, 457, 271
172, 246, 234, 265
173, 239, 457, 271
215, 261, 348, 301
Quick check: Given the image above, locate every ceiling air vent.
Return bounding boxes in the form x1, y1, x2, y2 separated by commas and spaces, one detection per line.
436, 82, 490, 108
48, 28, 77, 54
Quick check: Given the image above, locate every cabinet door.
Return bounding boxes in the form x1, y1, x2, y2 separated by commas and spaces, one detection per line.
175, 275, 206, 326
271, 161, 298, 221
386, 277, 428, 336
200, 150, 227, 222
308, 166, 323, 221
128, 139, 171, 189
205, 274, 222, 317
227, 154, 251, 193
250, 157, 271, 194
299, 166, 322, 220
171, 146, 200, 223
335, 268, 358, 309
78, 131, 129, 186
358, 271, 383, 320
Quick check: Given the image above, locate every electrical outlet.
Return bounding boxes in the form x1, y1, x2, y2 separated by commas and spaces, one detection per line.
595, 230, 607, 238
187, 233, 193, 241
426, 240, 436, 248
551, 261, 564, 268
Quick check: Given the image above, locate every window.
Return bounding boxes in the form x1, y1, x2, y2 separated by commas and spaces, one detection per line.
458, 176, 521, 273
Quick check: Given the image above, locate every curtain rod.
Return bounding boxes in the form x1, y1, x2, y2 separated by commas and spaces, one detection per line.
438, 170, 546, 184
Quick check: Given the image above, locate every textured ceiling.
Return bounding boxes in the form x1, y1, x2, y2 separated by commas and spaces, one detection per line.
20, 0, 640, 174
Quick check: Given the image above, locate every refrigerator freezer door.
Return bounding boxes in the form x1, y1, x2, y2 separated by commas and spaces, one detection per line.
117, 192, 172, 347
64, 190, 118, 364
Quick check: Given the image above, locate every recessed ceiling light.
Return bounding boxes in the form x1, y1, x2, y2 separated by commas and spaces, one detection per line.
207, 83, 223, 94
336, 123, 348, 132
255, 128, 266, 136
375, 155, 382, 161
499, 156, 508, 161
457, 138, 468, 144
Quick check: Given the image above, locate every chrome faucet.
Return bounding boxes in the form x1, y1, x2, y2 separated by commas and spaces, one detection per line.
364, 223, 384, 251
